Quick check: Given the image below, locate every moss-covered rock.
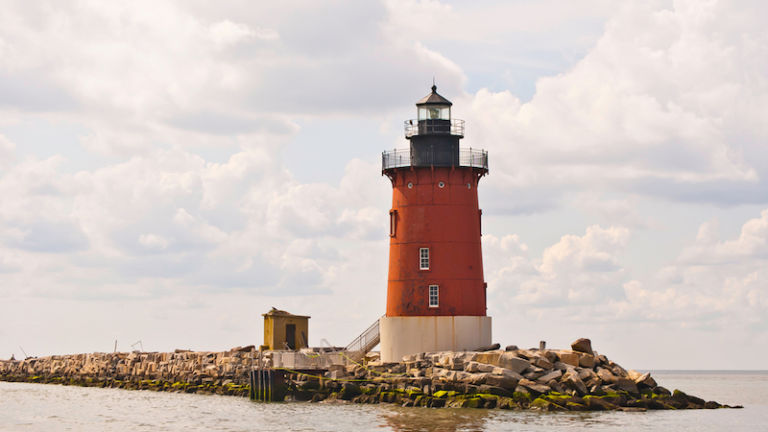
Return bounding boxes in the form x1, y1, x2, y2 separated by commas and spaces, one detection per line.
463, 397, 483, 408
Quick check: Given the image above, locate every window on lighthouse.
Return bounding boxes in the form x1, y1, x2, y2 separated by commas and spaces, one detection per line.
429, 285, 439, 307
419, 248, 430, 270
418, 105, 450, 121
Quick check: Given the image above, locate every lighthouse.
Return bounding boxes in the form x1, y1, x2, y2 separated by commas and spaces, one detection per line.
379, 85, 491, 362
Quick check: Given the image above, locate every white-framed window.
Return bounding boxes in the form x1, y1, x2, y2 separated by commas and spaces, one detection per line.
419, 247, 430, 270
428, 285, 439, 307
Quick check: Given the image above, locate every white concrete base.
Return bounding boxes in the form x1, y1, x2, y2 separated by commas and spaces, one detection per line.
379, 315, 492, 363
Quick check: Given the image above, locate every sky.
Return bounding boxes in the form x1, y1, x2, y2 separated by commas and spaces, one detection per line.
0, 0, 766, 369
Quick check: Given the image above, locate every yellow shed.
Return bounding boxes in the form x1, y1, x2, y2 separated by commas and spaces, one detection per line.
262, 307, 310, 350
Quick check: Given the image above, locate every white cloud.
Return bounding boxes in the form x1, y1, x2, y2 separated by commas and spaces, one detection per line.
486, 225, 630, 311
0, 0, 469, 153
0, 135, 14, 164
0, 142, 387, 298
138, 233, 169, 251
0, 0, 767, 369
208, 20, 278, 46
486, 209, 768, 336
466, 0, 768, 207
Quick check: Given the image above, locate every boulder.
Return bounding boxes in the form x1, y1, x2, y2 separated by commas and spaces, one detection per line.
541, 350, 558, 364
628, 371, 656, 388
523, 370, 546, 381
339, 382, 361, 400
614, 378, 639, 395
536, 370, 562, 384
461, 372, 489, 385
497, 353, 530, 373
449, 357, 465, 371
432, 368, 450, 379
532, 356, 554, 370
465, 361, 494, 373
477, 384, 512, 397
485, 373, 519, 390
561, 373, 588, 395
578, 354, 596, 369
518, 378, 551, 395
475, 343, 501, 352
609, 362, 628, 377
559, 352, 580, 367
408, 368, 424, 378
473, 352, 502, 367
548, 381, 564, 394
673, 389, 705, 407
584, 396, 616, 411
518, 349, 542, 360
570, 338, 593, 355
492, 367, 524, 380
436, 353, 452, 368
531, 397, 566, 411
577, 368, 597, 382
638, 374, 657, 388
511, 383, 529, 393
596, 367, 616, 383
455, 371, 472, 382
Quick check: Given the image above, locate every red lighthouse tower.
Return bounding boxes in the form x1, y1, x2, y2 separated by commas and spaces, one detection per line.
379, 86, 491, 362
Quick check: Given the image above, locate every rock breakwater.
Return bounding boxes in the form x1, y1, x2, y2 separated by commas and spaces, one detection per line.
284, 339, 740, 411
0, 347, 256, 397
0, 339, 741, 411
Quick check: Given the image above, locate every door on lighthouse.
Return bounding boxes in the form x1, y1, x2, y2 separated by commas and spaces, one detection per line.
285, 324, 296, 350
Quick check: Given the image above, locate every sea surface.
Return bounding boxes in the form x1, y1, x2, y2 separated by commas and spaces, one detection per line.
1, 371, 766, 431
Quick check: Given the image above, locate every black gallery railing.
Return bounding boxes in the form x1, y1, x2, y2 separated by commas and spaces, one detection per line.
404, 118, 465, 138
382, 148, 489, 171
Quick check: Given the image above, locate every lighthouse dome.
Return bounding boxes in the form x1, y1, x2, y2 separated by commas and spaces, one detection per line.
416, 85, 451, 121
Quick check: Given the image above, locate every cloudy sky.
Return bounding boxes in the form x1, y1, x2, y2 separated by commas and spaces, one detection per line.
1, 0, 766, 369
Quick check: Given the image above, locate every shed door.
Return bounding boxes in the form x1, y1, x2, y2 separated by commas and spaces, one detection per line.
285, 324, 296, 350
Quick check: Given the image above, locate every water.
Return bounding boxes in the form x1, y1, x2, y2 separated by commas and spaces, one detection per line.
1, 372, 766, 431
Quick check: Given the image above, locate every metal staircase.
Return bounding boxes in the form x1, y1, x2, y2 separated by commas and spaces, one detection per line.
344, 317, 381, 355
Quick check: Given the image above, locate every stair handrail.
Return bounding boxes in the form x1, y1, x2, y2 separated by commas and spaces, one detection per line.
344, 316, 382, 353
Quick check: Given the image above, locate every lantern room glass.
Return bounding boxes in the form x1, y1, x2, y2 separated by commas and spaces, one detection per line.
418, 105, 450, 121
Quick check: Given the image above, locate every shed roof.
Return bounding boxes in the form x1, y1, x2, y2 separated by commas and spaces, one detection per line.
262, 307, 311, 319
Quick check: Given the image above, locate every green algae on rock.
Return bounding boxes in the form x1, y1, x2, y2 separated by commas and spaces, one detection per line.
0, 339, 743, 411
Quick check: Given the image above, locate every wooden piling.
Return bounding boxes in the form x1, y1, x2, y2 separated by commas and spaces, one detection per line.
248, 351, 287, 402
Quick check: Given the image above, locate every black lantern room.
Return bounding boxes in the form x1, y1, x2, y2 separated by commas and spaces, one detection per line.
404, 85, 464, 167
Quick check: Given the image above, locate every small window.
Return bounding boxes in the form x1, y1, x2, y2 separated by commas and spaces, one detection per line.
389, 210, 397, 237
429, 285, 439, 307
419, 248, 430, 270
479, 209, 483, 236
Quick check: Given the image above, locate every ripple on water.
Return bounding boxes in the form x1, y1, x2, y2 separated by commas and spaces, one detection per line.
1, 374, 766, 432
